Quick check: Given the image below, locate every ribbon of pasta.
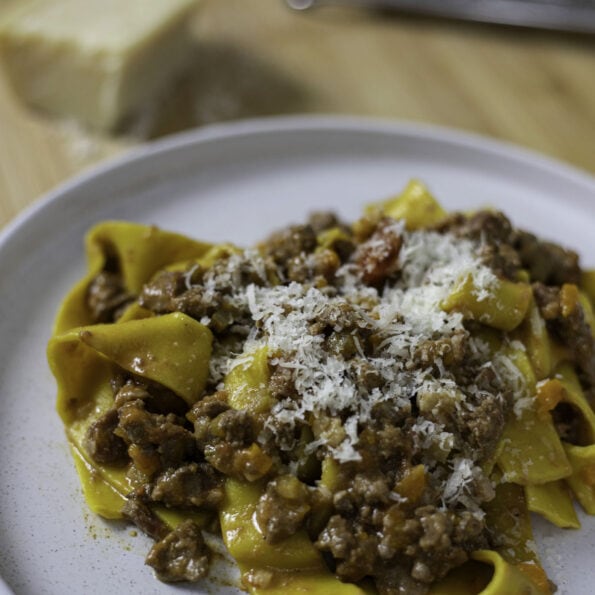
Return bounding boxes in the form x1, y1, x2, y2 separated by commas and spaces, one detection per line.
53, 221, 212, 334
48, 313, 212, 518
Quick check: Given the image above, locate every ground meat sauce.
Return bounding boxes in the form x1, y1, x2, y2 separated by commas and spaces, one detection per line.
82, 209, 594, 591
533, 282, 595, 388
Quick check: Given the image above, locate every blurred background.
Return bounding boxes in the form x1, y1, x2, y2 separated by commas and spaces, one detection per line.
0, 0, 594, 229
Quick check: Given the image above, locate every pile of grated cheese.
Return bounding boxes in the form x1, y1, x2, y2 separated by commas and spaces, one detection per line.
197, 225, 528, 507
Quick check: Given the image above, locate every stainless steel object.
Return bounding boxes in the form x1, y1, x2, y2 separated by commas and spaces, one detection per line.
286, 0, 595, 34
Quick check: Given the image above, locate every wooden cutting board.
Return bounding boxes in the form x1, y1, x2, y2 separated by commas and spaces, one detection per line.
1, 0, 594, 229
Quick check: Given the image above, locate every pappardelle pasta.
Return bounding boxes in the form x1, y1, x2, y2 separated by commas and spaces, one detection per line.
48, 181, 595, 594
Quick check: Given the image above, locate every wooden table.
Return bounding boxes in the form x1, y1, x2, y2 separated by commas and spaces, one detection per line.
1, 0, 594, 229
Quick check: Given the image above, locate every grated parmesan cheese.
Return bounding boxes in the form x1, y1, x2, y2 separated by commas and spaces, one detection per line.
194, 224, 525, 479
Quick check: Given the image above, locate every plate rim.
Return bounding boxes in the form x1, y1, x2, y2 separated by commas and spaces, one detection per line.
1, 114, 594, 251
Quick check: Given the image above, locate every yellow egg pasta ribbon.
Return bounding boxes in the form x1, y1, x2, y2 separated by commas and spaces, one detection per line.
48, 313, 212, 519
53, 221, 213, 334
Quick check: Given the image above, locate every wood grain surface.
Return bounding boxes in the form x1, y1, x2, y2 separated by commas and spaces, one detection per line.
1, 0, 594, 229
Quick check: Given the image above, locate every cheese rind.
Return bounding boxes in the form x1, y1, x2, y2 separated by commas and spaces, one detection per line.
0, 0, 197, 130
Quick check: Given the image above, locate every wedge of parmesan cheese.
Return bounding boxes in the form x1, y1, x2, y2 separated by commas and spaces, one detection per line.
0, 0, 197, 130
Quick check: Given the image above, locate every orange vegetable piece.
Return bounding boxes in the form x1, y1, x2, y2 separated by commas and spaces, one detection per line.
560, 283, 579, 318
535, 378, 565, 421
516, 561, 552, 594
394, 464, 426, 505
581, 465, 595, 487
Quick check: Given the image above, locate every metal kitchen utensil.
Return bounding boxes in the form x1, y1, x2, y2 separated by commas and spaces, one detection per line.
286, 0, 595, 34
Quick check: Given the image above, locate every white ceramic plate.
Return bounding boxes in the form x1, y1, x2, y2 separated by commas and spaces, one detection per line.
1, 116, 594, 595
